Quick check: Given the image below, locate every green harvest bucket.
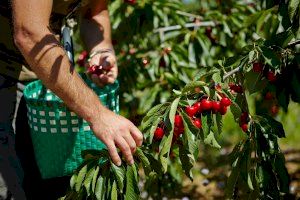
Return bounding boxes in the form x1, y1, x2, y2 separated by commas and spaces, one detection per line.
23, 74, 119, 179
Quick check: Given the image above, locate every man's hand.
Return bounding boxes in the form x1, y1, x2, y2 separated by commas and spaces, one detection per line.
90, 108, 143, 166
86, 50, 118, 87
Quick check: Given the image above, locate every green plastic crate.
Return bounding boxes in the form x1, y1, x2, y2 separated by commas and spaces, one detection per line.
23, 74, 119, 179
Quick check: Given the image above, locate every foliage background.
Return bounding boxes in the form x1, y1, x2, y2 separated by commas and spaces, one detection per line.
72, 0, 300, 199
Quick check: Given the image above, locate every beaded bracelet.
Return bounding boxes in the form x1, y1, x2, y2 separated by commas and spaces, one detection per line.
88, 48, 115, 62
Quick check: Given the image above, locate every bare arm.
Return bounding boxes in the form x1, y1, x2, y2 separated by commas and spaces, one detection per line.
80, 0, 117, 87
12, 0, 142, 166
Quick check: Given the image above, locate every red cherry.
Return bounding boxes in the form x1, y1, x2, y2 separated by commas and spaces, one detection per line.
174, 126, 184, 136
240, 112, 249, 123
193, 101, 202, 112
124, 0, 136, 4
142, 58, 149, 66
129, 48, 136, 55
193, 118, 202, 129
215, 84, 222, 91
229, 84, 243, 93
219, 106, 227, 115
154, 127, 164, 140
229, 84, 237, 91
270, 105, 279, 116
76, 50, 88, 66
212, 101, 221, 113
267, 71, 277, 82
235, 85, 243, 93
88, 65, 97, 74
186, 106, 198, 117
201, 99, 213, 111
174, 115, 183, 128
240, 123, 248, 133
264, 92, 273, 100
220, 97, 231, 107
253, 62, 263, 73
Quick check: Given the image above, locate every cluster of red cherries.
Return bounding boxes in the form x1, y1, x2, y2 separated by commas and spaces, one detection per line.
153, 96, 232, 141
253, 62, 277, 82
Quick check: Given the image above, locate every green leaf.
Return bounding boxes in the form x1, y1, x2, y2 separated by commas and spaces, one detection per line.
203, 86, 210, 97
181, 81, 206, 94
180, 111, 200, 135
70, 174, 77, 190
144, 103, 164, 118
159, 97, 180, 172
244, 71, 268, 94
201, 115, 210, 138
204, 131, 221, 149
230, 101, 242, 122
288, 0, 300, 20
188, 43, 196, 64
225, 158, 241, 198
179, 146, 195, 180
95, 175, 106, 200
111, 181, 118, 200
215, 113, 223, 135
91, 166, 100, 193
148, 117, 161, 143
111, 163, 125, 192
224, 56, 242, 68
262, 115, 286, 138
248, 50, 256, 63
135, 148, 151, 175
259, 46, 281, 69
244, 11, 263, 27
268, 29, 295, 48
83, 166, 96, 196
75, 165, 87, 192
212, 71, 222, 84
274, 153, 290, 193
247, 173, 254, 190
125, 165, 140, 200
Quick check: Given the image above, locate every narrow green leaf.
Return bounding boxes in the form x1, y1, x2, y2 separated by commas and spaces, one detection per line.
248, 50, 256, 63
95, 175, 105, 200
204, 131, 221, 149
247, 173, 254, 190
91, 166, 100, 193
201, 115, 210, 138
135, 148, 151, 175
179, 147, 195, 180
262, 115, 286, 138
83, 167, 96, 196
125, 165, 140, 200
70, 174, 77, 190
259, 46, 281, 69
75, 165, 87, 192
288, 0, 300, 20
160, 97, 180, 172
111, 181, 118, 200
181, 81, 206, 94
111, 163, 125, 192
188, 43, 196, 64
215, 113, 223, 135
230, 101, 242, 122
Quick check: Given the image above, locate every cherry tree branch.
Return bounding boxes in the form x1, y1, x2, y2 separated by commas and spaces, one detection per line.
287, 39, 300, 47
223, 66, 242, 80
153, 21, 217, 33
